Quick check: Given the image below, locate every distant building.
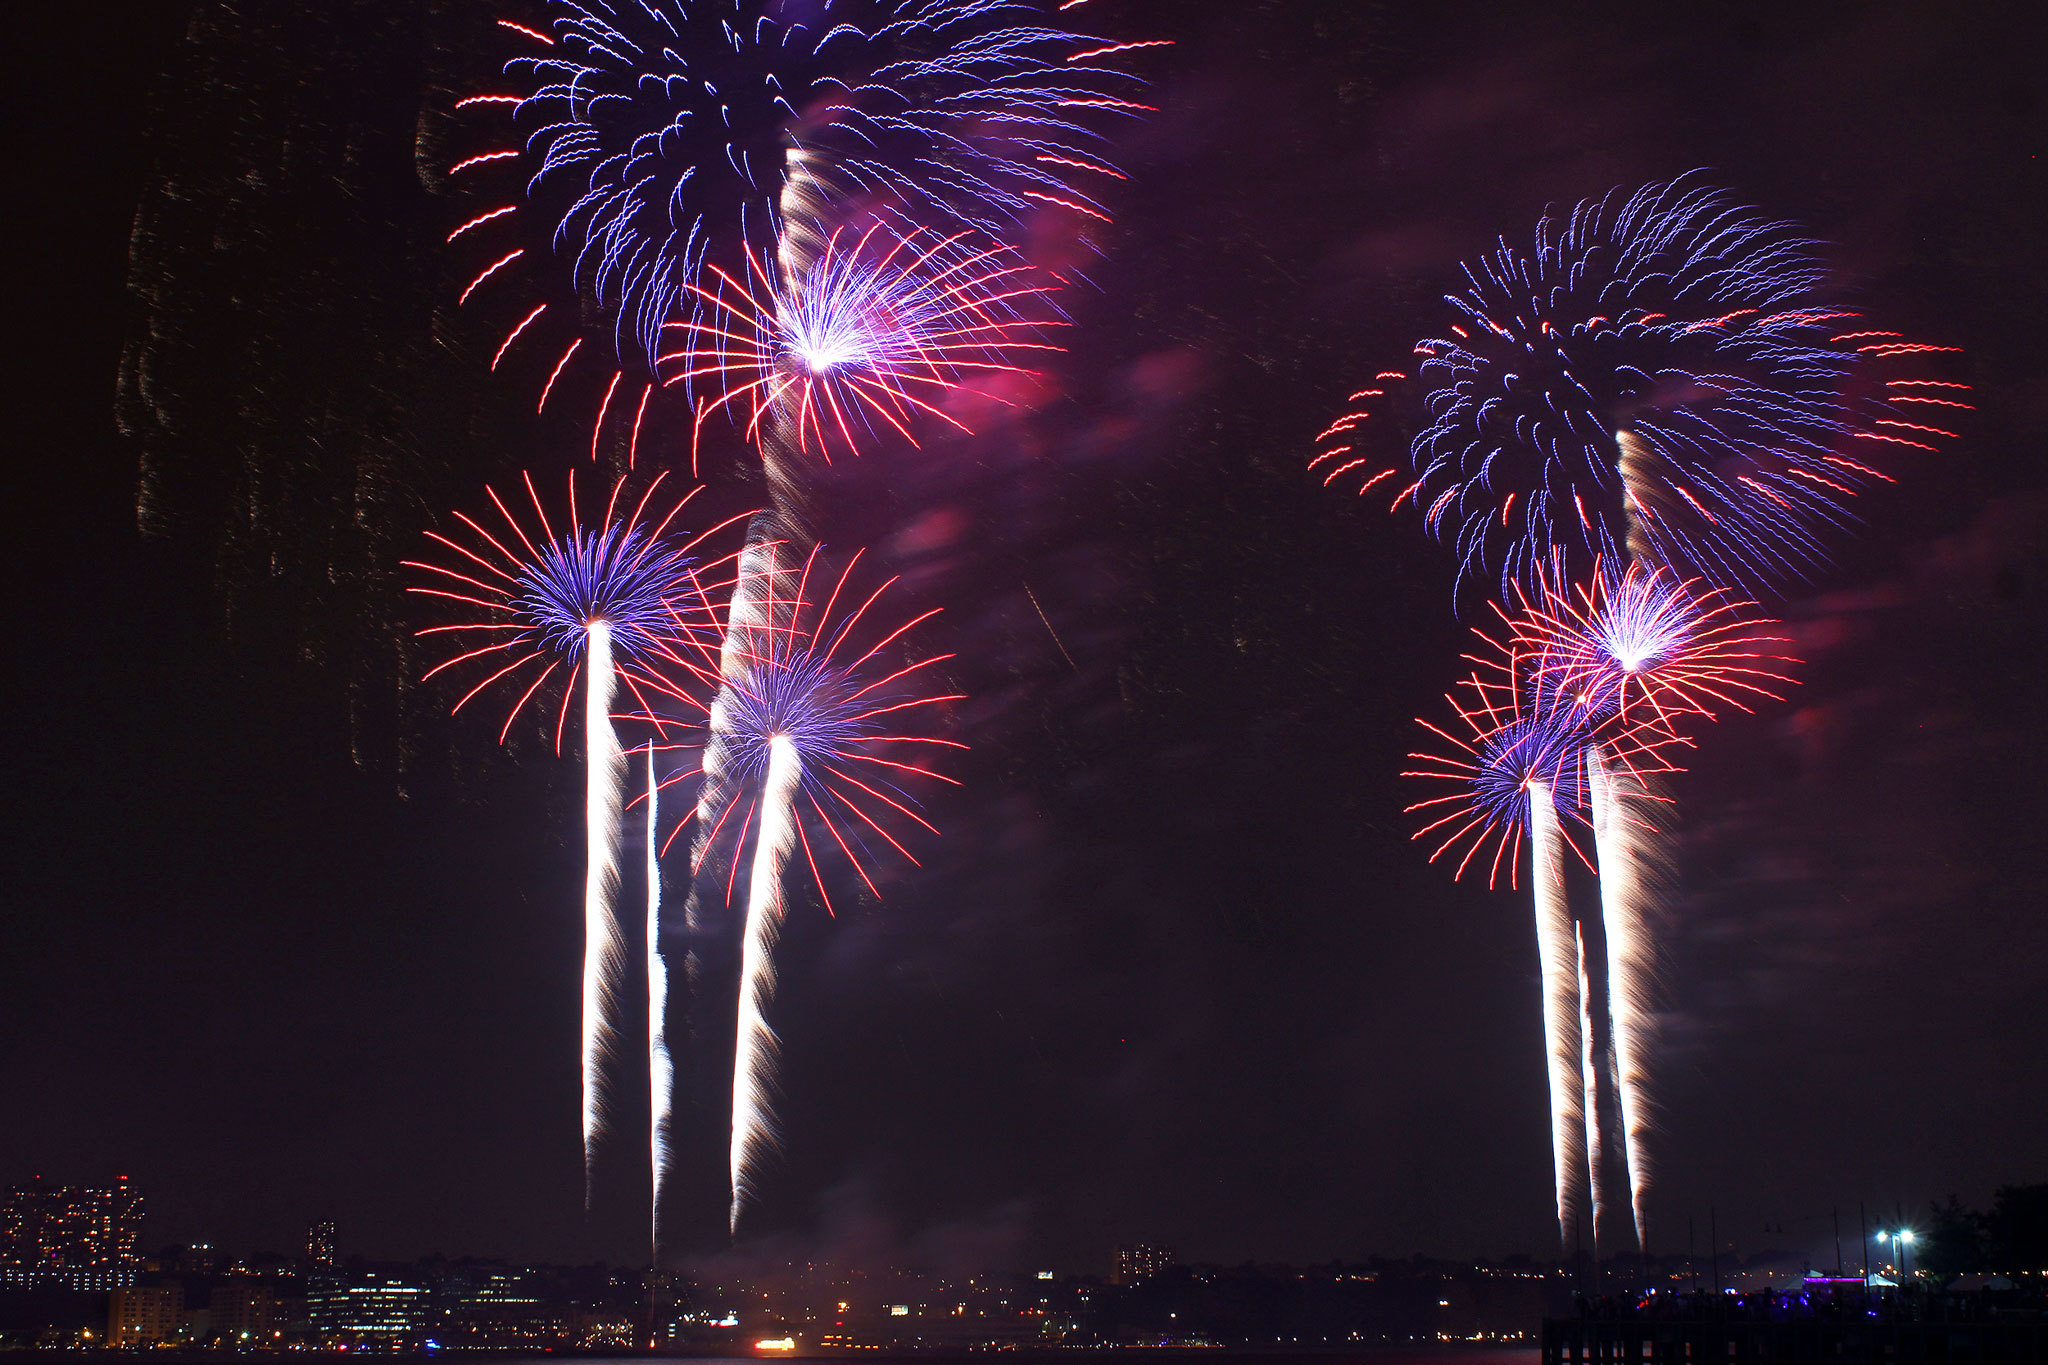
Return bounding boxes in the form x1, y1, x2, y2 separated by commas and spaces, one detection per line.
444, 1267, 560, 1348
308, 1277, 428, 1345
0, 1176, 143, 1291
110, 1285, 183, 1346
1112, 1244, 1176, 1284
306, 1220, 336, 1274
174, 1242, 218, 1276
211, 1284, 277, 1342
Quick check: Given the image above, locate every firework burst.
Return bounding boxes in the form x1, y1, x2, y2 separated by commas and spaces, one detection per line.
446, 0, 1165, 449
671, 542, 963, 1232
660, 220, 1063, 467
1513, 560, 1798, 740
1405, 679, 1595, 1244
1310, 175, 1967, 599
1448, 563, 1799, 1253
1516, 563, 1794, 1254
404, 471, 737, 1204
1405, 675, 1594, 891
1346, 177, 1935, 1258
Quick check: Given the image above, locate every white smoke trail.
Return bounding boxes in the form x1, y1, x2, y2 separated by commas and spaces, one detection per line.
683, 532, 778, 958
730, 735, 803, 1233
1615, 430, 1657, 565
1527, 779, 1586, 1250
1587, 741, 1656, 1253
582, 621, 626, 1208
646, 744, 672, 1259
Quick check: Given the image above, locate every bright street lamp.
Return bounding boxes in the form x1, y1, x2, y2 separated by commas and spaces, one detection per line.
1888, 1230, 1915, 1280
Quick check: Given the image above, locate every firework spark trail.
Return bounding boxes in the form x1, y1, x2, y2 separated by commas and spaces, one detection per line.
1024, 581, 1078, 672
581, 622, 625, 1206
675, 526, 780, 1207
1586, 741, 1656, 1253
730, 735, 803, 1233
1606, 434, 1661, 1256
646, 744, 673, 1256
1404, 681, 1604, 1249
1615, 431, 1658, 567
1607, 439, 1659, 1256
695, 535, 791, 1235
672, 159, 820, 1248
1576, 920, 1611, 1257
1528, 779, 1587, 1250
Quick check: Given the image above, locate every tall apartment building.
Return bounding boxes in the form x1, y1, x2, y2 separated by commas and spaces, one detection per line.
306, 1220, 337, 1274
0, 1176, 143, 1291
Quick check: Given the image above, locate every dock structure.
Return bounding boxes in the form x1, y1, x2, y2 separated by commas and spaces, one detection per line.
1543, 1315, 2048, 1364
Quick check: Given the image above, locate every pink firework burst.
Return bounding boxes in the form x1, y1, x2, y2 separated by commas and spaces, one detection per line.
1510, 559, 1800, 742
658, 222, 1063, 469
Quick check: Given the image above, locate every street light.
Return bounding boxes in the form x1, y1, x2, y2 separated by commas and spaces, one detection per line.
1885, 1230, 1915, 1280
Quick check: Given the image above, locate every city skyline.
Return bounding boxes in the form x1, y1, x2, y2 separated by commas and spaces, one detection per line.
7, 1172, 2040, 1349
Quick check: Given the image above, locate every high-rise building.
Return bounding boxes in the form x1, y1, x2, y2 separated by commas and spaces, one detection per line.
1111, 1244, 1176, 1285
110, 1285, 183, 1346
306, 1220, 337, 1274
0, 1176, 143, 1291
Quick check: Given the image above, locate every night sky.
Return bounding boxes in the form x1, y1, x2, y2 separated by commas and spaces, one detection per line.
7, 0, 2045, 1274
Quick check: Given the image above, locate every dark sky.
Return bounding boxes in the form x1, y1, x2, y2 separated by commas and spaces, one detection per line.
7, 0, 2045, 1275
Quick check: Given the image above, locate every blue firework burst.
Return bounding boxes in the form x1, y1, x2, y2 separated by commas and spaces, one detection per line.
1405, 684, 1592, 889
1313, 175, 1966, 600
452, 1, 1163, 384
406, 471, 726, 742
